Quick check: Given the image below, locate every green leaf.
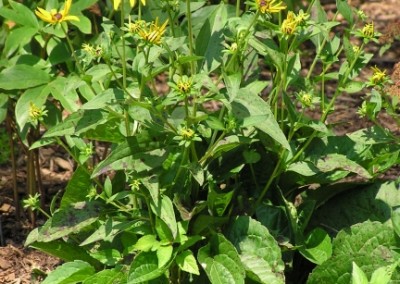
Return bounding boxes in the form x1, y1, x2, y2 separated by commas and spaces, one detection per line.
226, 216, 285, 284
307, 221, 400, 284
309, 181, 400, 232
26, 231, 102, 269
83, 268, 126, 284
15, 85, 50, 131
0, 0, 39, 28
198, 233, 245, 284
195, 3, 231, 72
128, 251, 168, 283
232, 90, 290, 150
42, 260, 95, 284
82, 88, 124, 110
299, 228, 332, 265
0, 65, 51, 90
351, 262, 369, 284
343, 81, 364, 94
134, 235, 159, 252
49, 77, 80, 113
91, 135, 167, 177
369, 262, 398, 284
59, 166, 91, 209
37, 201, 101, 243
336, 0, 354, 25
391, 207, 400, 238
208, 180, 234, 216
4, 26, 38, 57
176, 250, 200, 275
150, 195, 177, 240
315, 153, 371, 179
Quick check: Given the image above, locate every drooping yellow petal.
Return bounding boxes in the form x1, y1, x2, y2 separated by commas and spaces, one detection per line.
140, 0, 146, 5
129, 0, 136, 7
113, 0, 122, 10
35, 7, 54, 24
64, 15, 80, 22
63, 0, 73, 15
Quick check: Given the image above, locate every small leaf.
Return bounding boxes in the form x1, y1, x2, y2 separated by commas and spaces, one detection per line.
351, 262, 369, 284
176, 250, 200, 275
198, 233, 245, 284
299, 228, 332, 265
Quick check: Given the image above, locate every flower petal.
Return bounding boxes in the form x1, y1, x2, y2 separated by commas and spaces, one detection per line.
113, 0, 121, 10
129, 0, 136, 7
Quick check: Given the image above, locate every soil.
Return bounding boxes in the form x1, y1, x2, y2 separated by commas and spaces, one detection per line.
0, 0, 399, 282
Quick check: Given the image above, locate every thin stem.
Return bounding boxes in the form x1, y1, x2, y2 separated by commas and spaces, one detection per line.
186, 0, 195, 75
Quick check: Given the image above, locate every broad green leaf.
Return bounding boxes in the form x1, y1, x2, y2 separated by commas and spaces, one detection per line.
315, 153, 371, 179
157, 245, 173, 268
91, 249, 122, 266
195, 3, 230, 72
343, 81, 364, 94
26, 230, 102, 269
369, 262, 398, 284
42, 260, 95, 284
0, 0, 39, 28
134, 235, 159, 252
150, 195, 177, 240
351, 262, 369, 284
4, 26, 38, 57
83, 268, 126, 284
15, 85, 50, 131
43, 109, 109, 138
309, 181, 400, 232
49, 77, 80, 113
82, 88, 124, 110
0, 65, 51, 90
227, 216, 285, 284
248, 37, 284, 73
59, 166, 91, 209
80, 220, 139, 246
37, 201, 102, 242
299, 228, 332, 265
307, 221, 400, 284
232, 90, 290, 150
198, 233, 245, 284
176, 250, 200, 275
336, 0, 354, 25
208, 180, 234, 216
91, 135, 167, 177
128, 251, 168, 283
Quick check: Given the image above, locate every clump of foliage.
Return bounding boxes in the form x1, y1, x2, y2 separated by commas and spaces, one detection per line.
1, 0, 400, 283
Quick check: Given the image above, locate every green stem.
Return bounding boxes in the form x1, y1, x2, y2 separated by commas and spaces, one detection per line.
186, 0, 195, 75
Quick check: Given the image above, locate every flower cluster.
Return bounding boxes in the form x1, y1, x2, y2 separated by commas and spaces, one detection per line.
281, 10, 310, 36
255, 0, 286, 14
136, 18, 169, 46
369, 66, 389, 86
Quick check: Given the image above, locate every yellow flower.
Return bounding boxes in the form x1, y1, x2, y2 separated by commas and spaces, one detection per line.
113, 0, 146, 10
370, 66, 388, 85
256, 0, 286, 14
138, 18, 168, 45
177, 76, 193, 94
281, 11, 297, 35
361, 22, 374, 38
35, 0, 79, 25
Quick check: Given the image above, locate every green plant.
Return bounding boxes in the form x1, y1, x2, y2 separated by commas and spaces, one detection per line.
1, 0, 400, 283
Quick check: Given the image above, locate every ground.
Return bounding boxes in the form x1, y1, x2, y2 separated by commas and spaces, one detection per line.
0, 0, 399, 283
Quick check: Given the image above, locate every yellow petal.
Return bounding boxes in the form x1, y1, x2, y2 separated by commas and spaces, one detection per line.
129, 0, 136, 7
140, 0, 146, 5
64, 15, 80, 22
113, 0, 121, 10
35, 7, 54, 23
64, 0, 72, 15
